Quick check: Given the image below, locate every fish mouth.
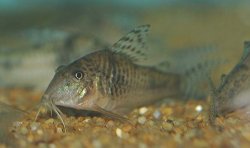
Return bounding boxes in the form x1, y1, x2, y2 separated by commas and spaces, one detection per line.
35, 95, 66, 131
35, 95, 131, 130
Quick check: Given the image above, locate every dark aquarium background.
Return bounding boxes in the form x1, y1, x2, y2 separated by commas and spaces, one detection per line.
1, 0, 250, 89
1, 0, 250, 147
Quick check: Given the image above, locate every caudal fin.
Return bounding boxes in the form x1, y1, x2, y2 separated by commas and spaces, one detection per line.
157, 46, 226, 99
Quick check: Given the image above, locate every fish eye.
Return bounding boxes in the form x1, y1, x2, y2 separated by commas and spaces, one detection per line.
75, 71, 83, 80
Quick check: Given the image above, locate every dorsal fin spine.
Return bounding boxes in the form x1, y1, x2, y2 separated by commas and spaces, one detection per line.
109, 25, 150, 63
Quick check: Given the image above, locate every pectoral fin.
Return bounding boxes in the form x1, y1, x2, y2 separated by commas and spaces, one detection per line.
92, 104, 131, 124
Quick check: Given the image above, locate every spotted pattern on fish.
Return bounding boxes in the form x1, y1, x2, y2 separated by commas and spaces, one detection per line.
209, 41, 250, 125
38, 25, 217, 127
111, 25, 150, 62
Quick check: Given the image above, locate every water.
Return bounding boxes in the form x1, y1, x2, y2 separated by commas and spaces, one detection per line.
0, 1, 250, 147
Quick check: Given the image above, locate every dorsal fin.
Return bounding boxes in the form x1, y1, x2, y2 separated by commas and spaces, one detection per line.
110, 25, 150, 62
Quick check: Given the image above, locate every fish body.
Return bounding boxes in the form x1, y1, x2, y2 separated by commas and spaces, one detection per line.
43, 49, 180, 115
210, 41, 250, 122
40, 25, 181, 122
39, 25, 219, 125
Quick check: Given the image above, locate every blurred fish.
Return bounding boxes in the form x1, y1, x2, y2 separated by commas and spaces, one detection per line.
35, 25, 222, 128
0, 29, 107, 90
0, 102, 26, 146
209, 41, 250, 125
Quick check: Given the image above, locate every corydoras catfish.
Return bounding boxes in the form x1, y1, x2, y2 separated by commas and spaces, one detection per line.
209, 41, 250, 125
36, 25, 219, 128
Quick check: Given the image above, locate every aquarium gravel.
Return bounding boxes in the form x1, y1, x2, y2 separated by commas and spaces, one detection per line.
1, 89, 250, 148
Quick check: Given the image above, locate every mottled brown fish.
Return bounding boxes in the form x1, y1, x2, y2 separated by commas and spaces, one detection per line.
209, 41, 250, 125
36, 25, 219, 128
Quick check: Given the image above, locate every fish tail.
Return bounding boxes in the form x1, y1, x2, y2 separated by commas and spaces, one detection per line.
181, 61, 224, 99
182, 47, 226, 99
158, 46, 226, 99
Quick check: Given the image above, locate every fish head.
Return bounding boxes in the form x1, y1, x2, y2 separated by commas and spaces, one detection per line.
41, 60, 98, 110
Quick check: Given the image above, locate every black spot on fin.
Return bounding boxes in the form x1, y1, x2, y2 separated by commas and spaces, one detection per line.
161, 46, 221, 74
181, 60, 224, 99
183, 54, 226, 98
155, 61, 171, 72
161, 46, 227, 99
110, 25, 150, 62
